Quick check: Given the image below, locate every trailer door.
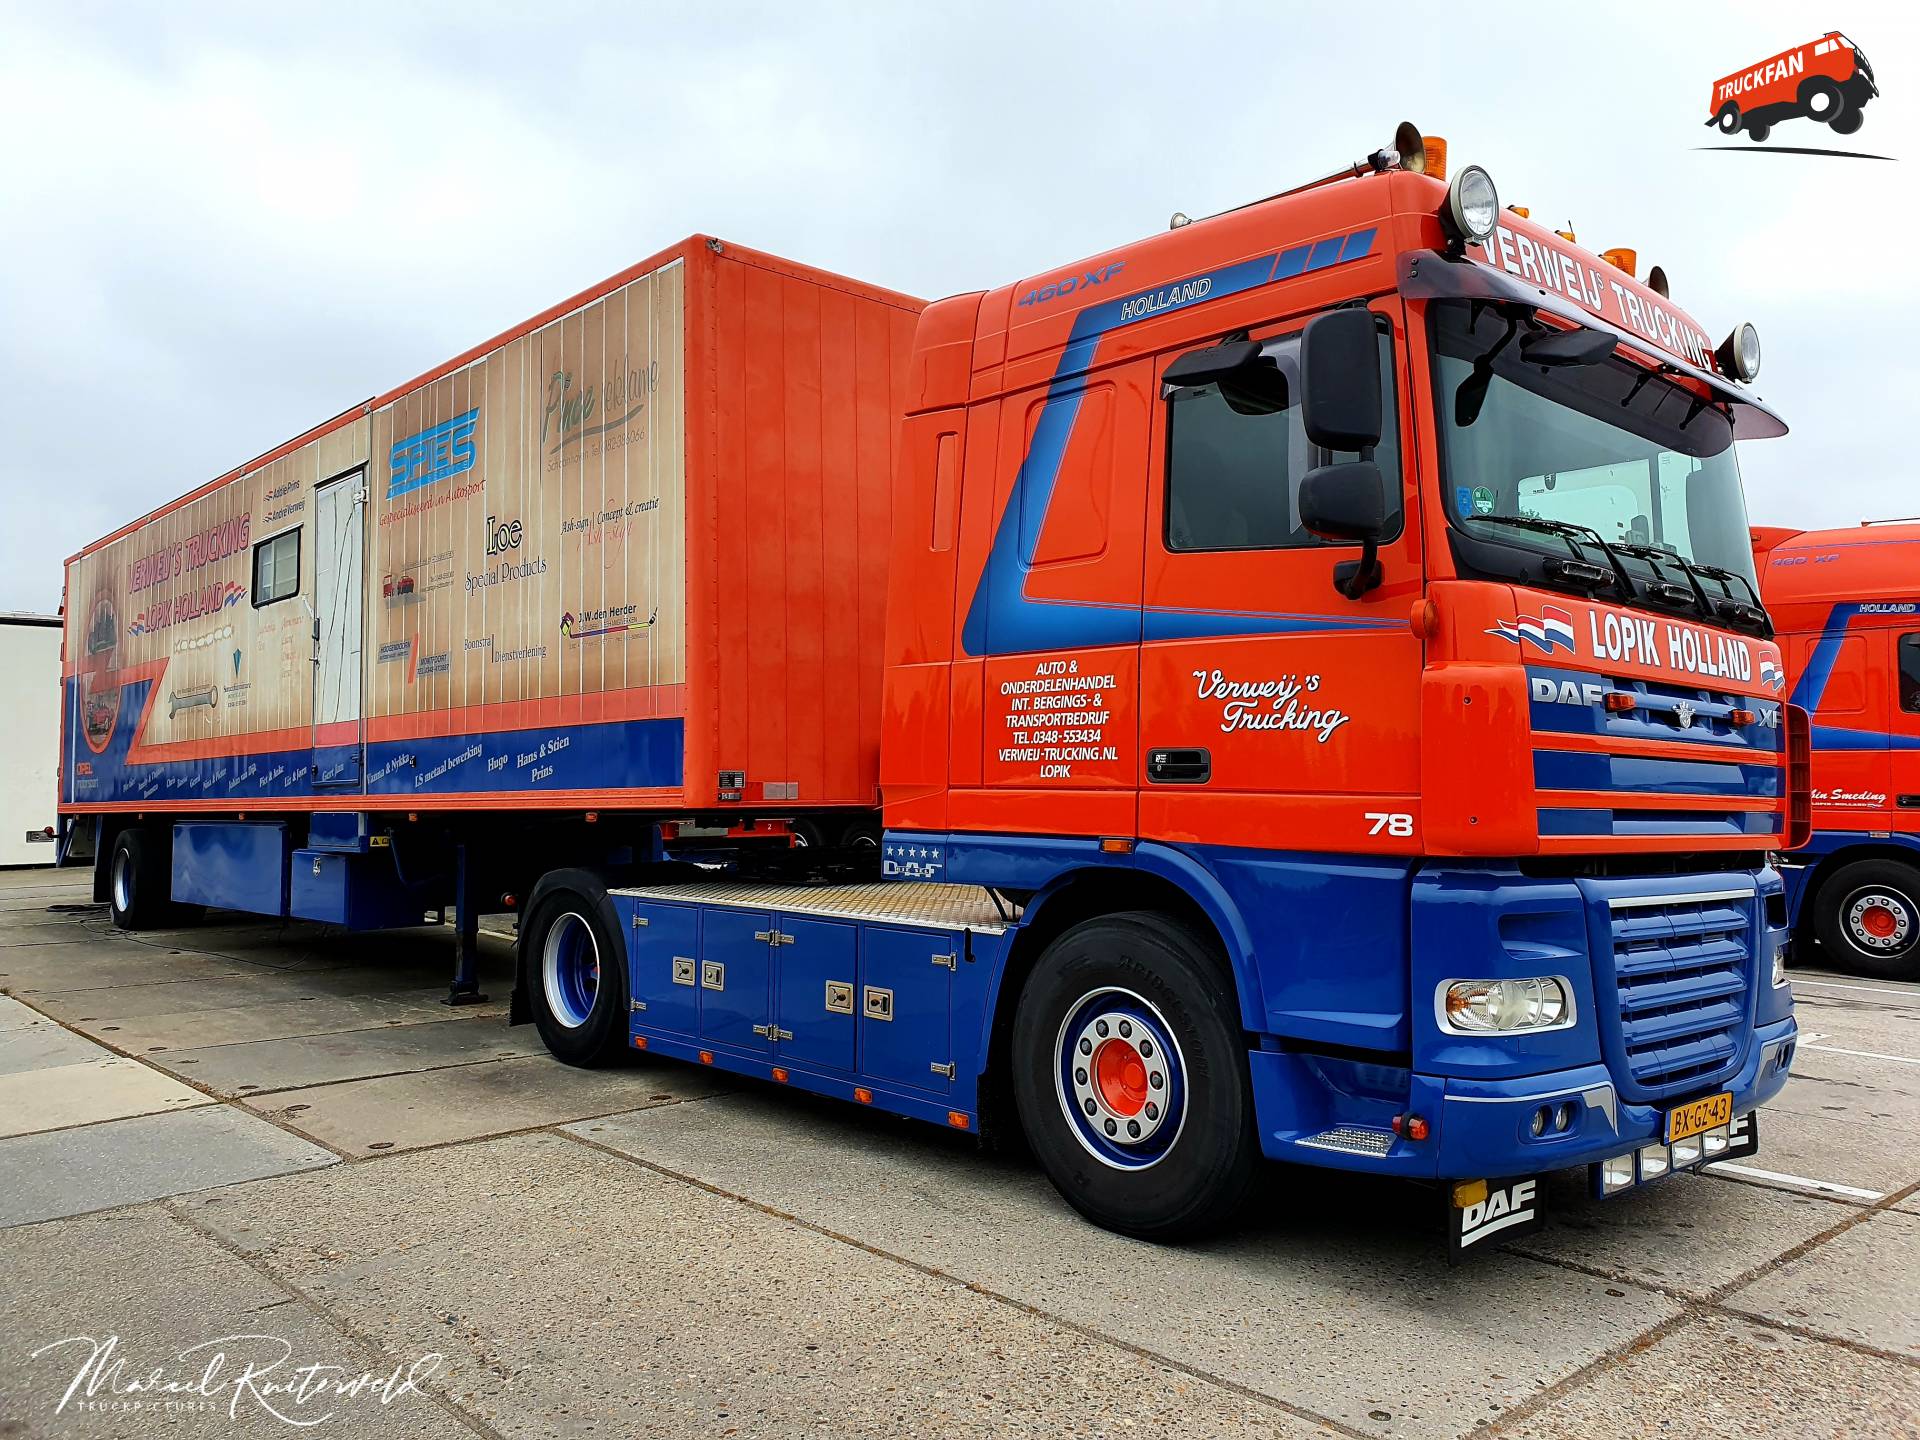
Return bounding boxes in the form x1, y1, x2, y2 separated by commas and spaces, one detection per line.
312, 469, 365, 785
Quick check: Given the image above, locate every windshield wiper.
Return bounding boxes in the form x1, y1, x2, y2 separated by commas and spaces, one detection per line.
1467, 514, 1637, 599
1608, 543, 1773, 638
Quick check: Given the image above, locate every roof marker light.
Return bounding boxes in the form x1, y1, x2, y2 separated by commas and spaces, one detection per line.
1601, 247, 1637, 274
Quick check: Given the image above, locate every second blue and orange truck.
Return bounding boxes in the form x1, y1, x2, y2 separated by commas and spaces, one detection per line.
61, 126, 1805, 1250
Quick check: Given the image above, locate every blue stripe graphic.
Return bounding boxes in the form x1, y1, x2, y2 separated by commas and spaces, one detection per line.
961, 227, 1386, 657
1533, 749, 1782, 798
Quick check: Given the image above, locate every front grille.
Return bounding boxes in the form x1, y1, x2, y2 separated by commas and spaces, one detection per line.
1604, 889, 1755, 1100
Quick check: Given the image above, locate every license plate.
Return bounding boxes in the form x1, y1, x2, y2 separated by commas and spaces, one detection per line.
1664, 1091, 1734, 1144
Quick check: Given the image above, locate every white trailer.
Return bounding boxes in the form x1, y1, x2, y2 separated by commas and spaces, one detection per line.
1, 613, 61, 866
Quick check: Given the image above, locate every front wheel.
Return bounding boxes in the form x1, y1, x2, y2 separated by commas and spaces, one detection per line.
1813, 859, 1920, 980
524, 876, 630, 1065
1010, 912, 1257, 1240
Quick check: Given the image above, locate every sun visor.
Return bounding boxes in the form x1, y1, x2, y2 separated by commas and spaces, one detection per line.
1399, 252, 1788, 441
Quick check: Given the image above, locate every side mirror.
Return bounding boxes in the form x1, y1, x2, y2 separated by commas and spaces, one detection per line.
1300, 309, 1382, 451
1299, 460, 1386, 543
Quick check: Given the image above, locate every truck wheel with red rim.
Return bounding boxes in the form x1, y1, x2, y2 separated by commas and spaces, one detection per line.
1814, 859, 1920, 981
1715, 104, 1742, 135
1011, 912, 1257, 1239
523, 871, 630, 1066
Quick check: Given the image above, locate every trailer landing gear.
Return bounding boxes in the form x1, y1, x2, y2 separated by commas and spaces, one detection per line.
443, 843, 490, 1007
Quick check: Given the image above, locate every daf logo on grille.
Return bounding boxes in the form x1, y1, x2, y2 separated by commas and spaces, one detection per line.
1673, 700, 1696, 729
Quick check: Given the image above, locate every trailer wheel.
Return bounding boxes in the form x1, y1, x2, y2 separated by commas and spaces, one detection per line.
523, 878, 630, 1066
1813, 859, 1920, 981
107, 827, 195, 930
1715, 104, 1741, 135
1011, 912, 1257, 1240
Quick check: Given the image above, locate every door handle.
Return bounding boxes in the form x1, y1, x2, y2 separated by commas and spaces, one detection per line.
1147, 747, 1211, 784
1898, 795, 1920, 809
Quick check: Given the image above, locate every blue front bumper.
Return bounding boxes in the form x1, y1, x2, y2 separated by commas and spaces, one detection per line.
1250, 1014, 1797, 1178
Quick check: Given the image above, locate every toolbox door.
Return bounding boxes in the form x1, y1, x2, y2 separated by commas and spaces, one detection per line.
772, 915, 856, 1073
626, 900, 700, 1037
697, 909, 774, 1053
859, 925, 955, 1095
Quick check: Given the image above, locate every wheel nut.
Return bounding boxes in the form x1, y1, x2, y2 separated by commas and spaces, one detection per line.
1079, 1038, 1092, 1056
1138, 1039, 1152, 1057
1083, 1098, 1096, 1116
1103, 1119, 1117, 1136
1118, 1020, 1133, 1038
1127, 1120, 1140, 1138
1075, 1067, 1087, 1084
1149, 1072, 1163, 1089
1095, 1020, 1109, 1037
1145, 1101, 1159, 1120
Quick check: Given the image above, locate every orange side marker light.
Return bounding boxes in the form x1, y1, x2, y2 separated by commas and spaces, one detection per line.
853, 1087, 874, 1105
698, 1050, 714, 1065
946, 1111, 971, 1130
632, 1035, 649, 1051
772, 1067, 790, 1084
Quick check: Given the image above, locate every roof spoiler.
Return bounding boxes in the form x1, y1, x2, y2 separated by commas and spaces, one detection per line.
1399, 251, 1788, 441
1749, 525, 1802, 556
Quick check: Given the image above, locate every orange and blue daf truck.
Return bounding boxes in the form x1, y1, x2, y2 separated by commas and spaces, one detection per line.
1707, 31, 1877, 143
60, 127, 1805, 1253
1754, 521, 1920, 980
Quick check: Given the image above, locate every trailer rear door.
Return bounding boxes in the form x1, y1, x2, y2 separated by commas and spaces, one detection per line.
313, 469, 365, 786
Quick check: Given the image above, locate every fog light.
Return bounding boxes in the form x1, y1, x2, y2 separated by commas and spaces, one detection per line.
1530, 1106, 1550, 1137
1441, 977, 1571, 1032
1602, 1154, 1635, 1193
1555, 1101, 1577, 1133
1672, 1135, 1703, 1168
1771, 943, 1788, 988
1702, 1124, 1731, 1158
1638, 1144, 1671, 1180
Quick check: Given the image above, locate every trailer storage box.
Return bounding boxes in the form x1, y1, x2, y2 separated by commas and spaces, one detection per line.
61, 239, 923, 817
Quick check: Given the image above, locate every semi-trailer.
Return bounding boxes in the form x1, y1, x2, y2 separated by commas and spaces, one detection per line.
1754, 521, 1920, 979
62, 127, 1804, 1248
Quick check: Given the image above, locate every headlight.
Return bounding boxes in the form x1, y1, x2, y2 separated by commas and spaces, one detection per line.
1716, 321, 1761, 382
1771, 942, 1789, 988
1440, 977, 1571, 1032
1444, 166, 1499, 244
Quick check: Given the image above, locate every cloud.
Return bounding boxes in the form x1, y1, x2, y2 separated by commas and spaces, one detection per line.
3, 3, 1917, 614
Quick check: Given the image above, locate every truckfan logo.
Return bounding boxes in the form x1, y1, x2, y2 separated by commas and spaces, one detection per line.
1488, 605, 1576, 656
1704, 31, 1883, 154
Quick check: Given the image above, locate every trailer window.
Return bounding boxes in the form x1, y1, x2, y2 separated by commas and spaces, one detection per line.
1901, 634, 1920, 714
253, 528, 300, 607
1163, 326, 1400, 553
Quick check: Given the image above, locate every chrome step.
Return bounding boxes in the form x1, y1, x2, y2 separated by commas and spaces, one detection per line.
1297, 1126, 1395, 1156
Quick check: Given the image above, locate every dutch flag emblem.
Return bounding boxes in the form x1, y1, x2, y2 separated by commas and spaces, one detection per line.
1759, 658, 1784, 691
1488, 604, 1577, 655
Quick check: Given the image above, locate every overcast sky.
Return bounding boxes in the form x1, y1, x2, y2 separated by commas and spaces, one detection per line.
2, 2, 1914, 615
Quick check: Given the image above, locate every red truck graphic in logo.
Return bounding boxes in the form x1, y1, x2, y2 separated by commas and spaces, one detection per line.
1708, 32, 1877, 142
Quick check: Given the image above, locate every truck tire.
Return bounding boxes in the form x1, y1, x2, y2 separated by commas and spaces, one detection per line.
1799, 77, 1845, 125
1011, 912, 1258, 1240
523, 873, 630, 1066
1715, 104, 1741, 134
1813, 859, 1920, 981
106, 827, 198, 930
1831, 109, 1865, 136
1747, 121, 1772, 142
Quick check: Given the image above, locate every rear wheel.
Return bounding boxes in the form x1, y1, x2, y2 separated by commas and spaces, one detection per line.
107, 827, 198, 930
524, 877, 630, 1065
1831, 109, 1865, 136
1814, 859, 1920, 980
1747, 121, 1772, 142
1715, 104, 1741, 134
1011, 912, 1257, 1240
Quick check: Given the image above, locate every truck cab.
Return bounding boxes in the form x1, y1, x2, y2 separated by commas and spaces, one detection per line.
881, 133, 1803, 1244
1755, 521, 1920, 979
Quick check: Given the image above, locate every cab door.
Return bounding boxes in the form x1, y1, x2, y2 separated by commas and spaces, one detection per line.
1892, 631, 1920, 816
1791, 627, 1891, 823
1138, 304, 1424, 857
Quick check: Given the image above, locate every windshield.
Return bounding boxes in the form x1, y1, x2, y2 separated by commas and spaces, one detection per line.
1432, 300, 1759, 590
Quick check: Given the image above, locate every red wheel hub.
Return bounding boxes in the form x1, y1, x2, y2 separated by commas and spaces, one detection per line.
1093, 1040, 1149, 1117
1862, 904, 1899, 940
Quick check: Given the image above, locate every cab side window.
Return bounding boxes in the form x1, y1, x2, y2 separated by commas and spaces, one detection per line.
1900, 633, 1920, 714
1164, 326, 1400, 553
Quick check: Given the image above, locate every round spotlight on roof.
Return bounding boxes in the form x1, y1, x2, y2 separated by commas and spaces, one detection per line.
1716, 322, 1761, 382
1442, 166, 1499, 245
